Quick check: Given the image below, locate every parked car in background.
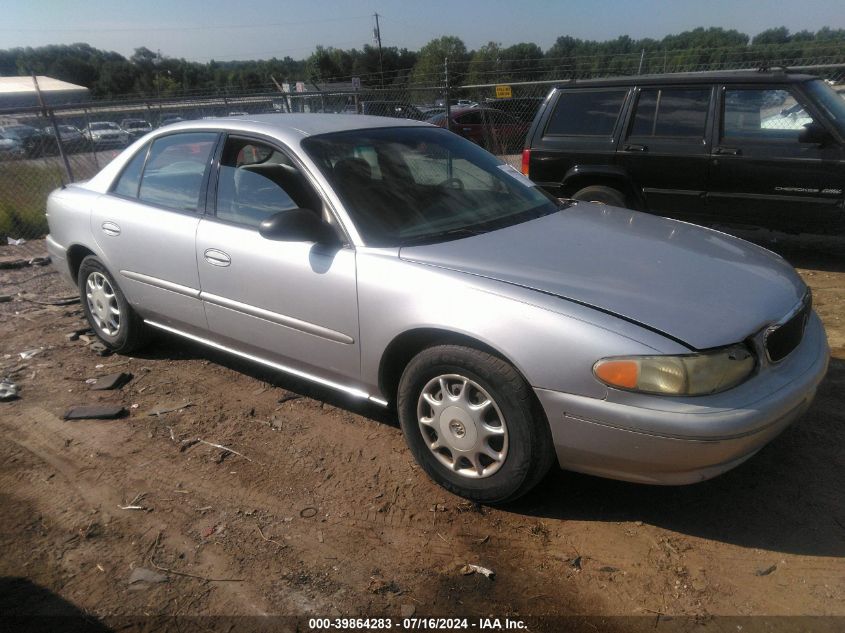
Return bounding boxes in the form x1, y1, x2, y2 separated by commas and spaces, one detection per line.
0, 132, 25, 158
429, 107, 529, 152
483, 97, 544, 123
45, 114, 829, 502
0, 123, 57, 158
360, 101, 426, 120
228, 111, 249, 117
120, 119, 153, 140
45, 124, 86, 153
522, 70, 845, 235
83, 121, 129, 148
159, 115, 185, 127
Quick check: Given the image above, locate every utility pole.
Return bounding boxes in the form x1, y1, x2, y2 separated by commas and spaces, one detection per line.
373, 13, 384, 89
444, 57, 451, 132
638, 48, 645, 74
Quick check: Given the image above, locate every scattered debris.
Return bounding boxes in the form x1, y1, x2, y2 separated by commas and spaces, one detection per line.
89, 342, 111, 356
7, 237, 26, 246
19, 348, 42, 360
128, 567, 168, 587
476, 535, 490, 545
755, 564, 777, 577
599, 566, 620, 573
460, 563, 495, 579
400, 604, 416, 618
278, 393, 303, 404
300, 506, 318, 518
118, 492, 148, 511
202, 525, 217, 538
148, 402, 193, 416
0, 295, 11, 303
257, 525, 286, 548
90, 372, 133, 391
64, 405, 127, 420
179, 438, 200, 452
317, 530, 324, 543
196, 439, 253, 462
368, 576, 402, 594
568, 556, 583, 571
0, 378, 18, 401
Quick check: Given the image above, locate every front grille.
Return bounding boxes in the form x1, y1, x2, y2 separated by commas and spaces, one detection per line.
765, 292, 812, 363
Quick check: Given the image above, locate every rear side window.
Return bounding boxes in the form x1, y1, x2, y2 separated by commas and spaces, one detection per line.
545, 89, 628, 136
722, 88, 817, 142
138, 133, 217, 211
629, 88, 711, 138
112, 143, 149, 198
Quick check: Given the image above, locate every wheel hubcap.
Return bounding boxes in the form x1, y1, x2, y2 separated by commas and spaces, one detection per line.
85, 272, 121, 336
416, 374, 509, 479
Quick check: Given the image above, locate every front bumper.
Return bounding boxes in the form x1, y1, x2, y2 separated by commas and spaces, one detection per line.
536, 313, 830, 485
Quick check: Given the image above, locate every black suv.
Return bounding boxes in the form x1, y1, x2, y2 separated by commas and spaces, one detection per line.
522, 71, 845, 234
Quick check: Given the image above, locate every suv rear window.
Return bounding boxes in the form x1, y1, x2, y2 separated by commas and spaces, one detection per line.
629, 88, 711, 138
545, 89, 628, 136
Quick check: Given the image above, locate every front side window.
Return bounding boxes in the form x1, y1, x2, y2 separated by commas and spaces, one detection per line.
723, 88, 817, 141
215, 137, 322, 228
629, 88, 710, 138
303, 126, 558, 246
545, 89, 628, 136
138, 132, 217, 211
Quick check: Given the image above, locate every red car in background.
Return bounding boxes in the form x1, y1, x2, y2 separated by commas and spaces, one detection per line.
427, 107, 528, 153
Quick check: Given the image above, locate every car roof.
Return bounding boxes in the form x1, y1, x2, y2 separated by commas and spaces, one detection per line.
158, 113, 431, 142
553, 70, 819, 89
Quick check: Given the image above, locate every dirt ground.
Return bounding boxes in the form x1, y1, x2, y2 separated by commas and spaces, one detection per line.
0, 231, 843, 631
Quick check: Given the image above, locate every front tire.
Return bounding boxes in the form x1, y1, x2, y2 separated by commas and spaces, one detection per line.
78, 255, 149, 354
397, 345, 555, 504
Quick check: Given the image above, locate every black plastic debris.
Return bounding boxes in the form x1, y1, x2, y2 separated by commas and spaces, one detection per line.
64, 405, 127, 420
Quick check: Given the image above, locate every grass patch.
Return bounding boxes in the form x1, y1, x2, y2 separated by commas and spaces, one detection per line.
0, 161, 65, 240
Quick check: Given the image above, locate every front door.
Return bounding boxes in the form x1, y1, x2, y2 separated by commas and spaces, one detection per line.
195, 135, 361, 386
706, 84, 845, 233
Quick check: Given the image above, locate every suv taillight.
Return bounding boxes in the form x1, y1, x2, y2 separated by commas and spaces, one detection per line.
521, 149, 531, 177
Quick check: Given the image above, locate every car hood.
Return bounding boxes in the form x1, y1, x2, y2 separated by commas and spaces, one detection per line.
399, 204, 806, 350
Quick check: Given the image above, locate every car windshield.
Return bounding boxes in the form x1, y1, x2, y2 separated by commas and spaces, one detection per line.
4, 126, 34, 139
302, 127, 559, 246
804, 79, 845, 136
91, 122, 117, 130
125, 121, 148, 128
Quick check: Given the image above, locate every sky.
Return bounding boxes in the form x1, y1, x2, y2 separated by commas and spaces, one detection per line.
2, 0, 844, 62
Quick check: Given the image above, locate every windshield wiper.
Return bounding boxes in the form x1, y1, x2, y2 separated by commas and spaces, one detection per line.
402, 226, 488, 245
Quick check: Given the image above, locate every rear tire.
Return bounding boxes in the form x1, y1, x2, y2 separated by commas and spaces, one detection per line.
572, 185, 628, 208
397, 345, 555, 504
78, 255, 149, 354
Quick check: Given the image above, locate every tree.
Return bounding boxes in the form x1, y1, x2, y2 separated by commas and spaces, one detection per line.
409, 36, 468, 86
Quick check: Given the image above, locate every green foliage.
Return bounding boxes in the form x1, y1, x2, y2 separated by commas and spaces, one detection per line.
0, 25, 842, 98
0, 162, 62, 239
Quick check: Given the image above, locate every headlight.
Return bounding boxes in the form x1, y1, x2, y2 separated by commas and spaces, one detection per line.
593, 345, 755, 396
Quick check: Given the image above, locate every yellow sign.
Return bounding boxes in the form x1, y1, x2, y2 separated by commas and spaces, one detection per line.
495, 84, 512, 99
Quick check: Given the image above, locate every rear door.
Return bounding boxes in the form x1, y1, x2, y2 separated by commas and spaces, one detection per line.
616, 85, 714, 222
706, 83, 845, 232
528, 87, 631, 197
90, 131, 218, 331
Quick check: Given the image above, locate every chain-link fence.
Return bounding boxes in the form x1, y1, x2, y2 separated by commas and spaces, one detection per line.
2, 59, 844, 241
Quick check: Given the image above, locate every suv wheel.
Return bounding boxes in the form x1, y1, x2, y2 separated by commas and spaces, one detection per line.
397, 345, 555, 504
572, 185, 628, 208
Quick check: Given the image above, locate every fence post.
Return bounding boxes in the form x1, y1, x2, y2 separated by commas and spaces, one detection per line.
32, 73, 74, 183
444, 57, 452, 132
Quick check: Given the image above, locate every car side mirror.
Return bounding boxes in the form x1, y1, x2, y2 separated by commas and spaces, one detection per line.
798, 122, 831, 146
258, 208, 338, 244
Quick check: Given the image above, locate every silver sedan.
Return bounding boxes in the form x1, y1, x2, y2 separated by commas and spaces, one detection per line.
46, 114, 830, 502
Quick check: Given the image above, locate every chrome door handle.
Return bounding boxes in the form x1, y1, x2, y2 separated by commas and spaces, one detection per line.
204, 248, 231, 267
623, 143, 648, 152
101, 221, 121, 236
714, 146, 741, 156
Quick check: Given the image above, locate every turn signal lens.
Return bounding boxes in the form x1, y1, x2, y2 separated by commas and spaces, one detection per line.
593, 345, 756, 396
593, 360, 639, 389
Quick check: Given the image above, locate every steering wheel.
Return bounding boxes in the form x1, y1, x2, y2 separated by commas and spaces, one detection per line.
438, 177, 464, 190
